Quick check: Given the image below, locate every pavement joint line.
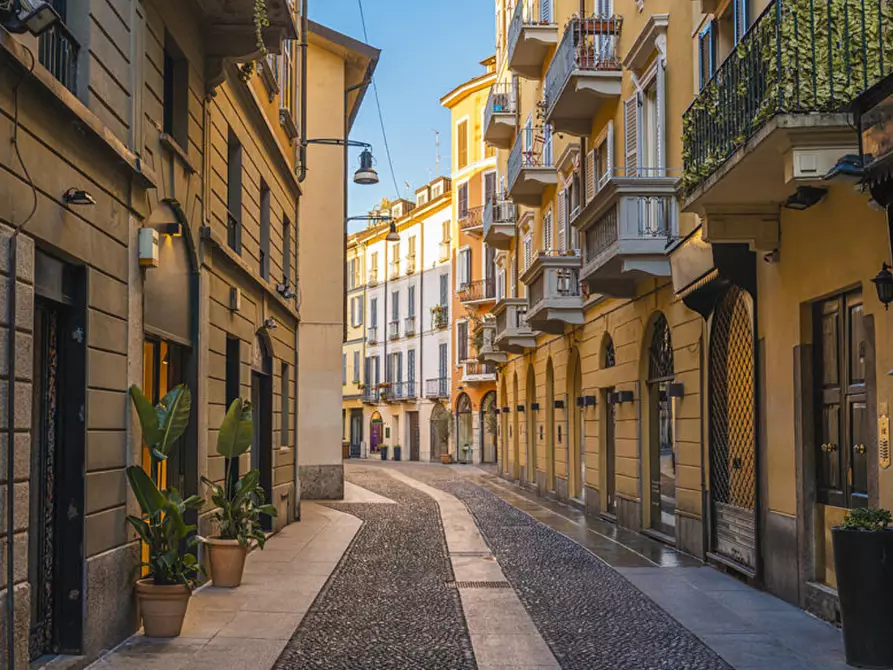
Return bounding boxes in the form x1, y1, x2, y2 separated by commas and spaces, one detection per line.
474, 473, 663, 568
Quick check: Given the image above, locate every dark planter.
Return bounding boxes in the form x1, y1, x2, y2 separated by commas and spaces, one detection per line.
393, 446, 402, 461
832, 528, 893, 668
380, 446, 389, 461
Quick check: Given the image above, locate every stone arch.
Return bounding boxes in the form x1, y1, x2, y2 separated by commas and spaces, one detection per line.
481, 391, 498, 464
526, 363, 537, 485
545, 357, 555, 492
512, 371, 520, 480
456, 392, 474, 463
566, 347, 583, 500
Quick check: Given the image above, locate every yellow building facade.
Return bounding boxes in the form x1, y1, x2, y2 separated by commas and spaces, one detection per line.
484, 0, 893, 622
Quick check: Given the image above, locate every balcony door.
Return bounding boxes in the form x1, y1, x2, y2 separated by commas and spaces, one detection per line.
648, 313, 676, 538
251, 333, 274, 531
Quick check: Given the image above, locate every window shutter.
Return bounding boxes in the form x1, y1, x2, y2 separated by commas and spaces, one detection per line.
440, 273, 448, 305
458, 120, 468, 168
364, 356, 370, 385
734, 0, 748, 43
698, 24, 715, 90
557, 190, 566, 251
408, 349, 415, 382
359, 300, 364, 325
543, 210, 553, 250
540, 0, 552, 22
624, 95, 638, 177
524, 234, 533, 269
353, 351, 360, 382
585, 149, 596, 203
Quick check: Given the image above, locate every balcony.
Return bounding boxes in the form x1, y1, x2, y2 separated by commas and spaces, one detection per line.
507, 0, 559, 79
388, 381, 417, 402
681, 0, 871, 219
389, 261, 401, 280
432, 304, 449, 329
484, 83, 517, 149
388, 320, 400, 340
483, 199, 518, 250
405, 316, 417, 337
478, 321, 508, 364
544, 16, 622, 137
425, 378, 450, 399
39, 23, 79, 95
406, 255, 416, 275
520, 250, 584, 334
439, 240, 451, 263
458, 278, 497, 304
461, 361, 497, 383
362, 387, 380, 404
493, 298, 538, 354
459, 206, 485, 236
367, 326, 379, 345
368, 268, 379, 287
508, 127, 557, 207
576, 170, 679, 297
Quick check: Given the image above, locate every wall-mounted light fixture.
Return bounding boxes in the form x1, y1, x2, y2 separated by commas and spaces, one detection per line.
873, 263, 893, 310
530, 402, 540, 411
156, 223, 183, 237
668, 383, 685, 398
3, 0, 60, 35
263, 317, 278, 329
554, 400, 565, 410
616, 390, 634, 404
276, 281, 296, 300
584, 395, 597, 407
783, 186, 827, 211
516, 405, 525, 413
576, 396, 585, 407
63, 188, 96, 206
502, 407, 511, 414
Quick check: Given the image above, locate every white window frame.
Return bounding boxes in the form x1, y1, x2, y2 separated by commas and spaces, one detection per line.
457, 245, 472, 289
456, 318, 469, 364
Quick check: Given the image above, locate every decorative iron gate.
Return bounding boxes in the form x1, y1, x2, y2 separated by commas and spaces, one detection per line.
709, 285, 757, 571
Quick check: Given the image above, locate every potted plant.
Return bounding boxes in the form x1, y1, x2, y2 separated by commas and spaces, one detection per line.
380, 444, 389, 460
832, 507, 893, 668
127, 466, 204, 637
393, 443, 402, 461
201, 399, 278, 588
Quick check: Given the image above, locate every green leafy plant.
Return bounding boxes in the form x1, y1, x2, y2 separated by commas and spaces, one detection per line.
129, 384, 191, 474
254, 0, 270, 56
840, 507, 893, 531
202, 399, 277, 548
126, 466, 204, 586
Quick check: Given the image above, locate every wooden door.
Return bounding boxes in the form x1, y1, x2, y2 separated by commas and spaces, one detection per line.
605, 388, 616, 516
409, 412, 420, 461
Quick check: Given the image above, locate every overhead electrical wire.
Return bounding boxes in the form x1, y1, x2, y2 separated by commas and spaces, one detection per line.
356, 0, 401, 201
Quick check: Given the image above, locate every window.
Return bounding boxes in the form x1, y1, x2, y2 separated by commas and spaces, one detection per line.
432, 182, 443, 198
734, 0, 749, 43
371, 252, 379, 273
457, 320, 469, 362
417, 190, 429, 206
280, 41, 297, 121
439, 273, 449, 306
543, 209, 553, 251
458, 182, 469, 219
523, 234, 533, 270
458, 248, 472, 287
342, 354, 347, 385
641, 80, 659, 170
227, 128, 242, 253
408, 349, 416, 391
439, 343, 448, 379
557, 191, 566, 251
457, 119, 469, 169
281, 363, 289, 445
351, 297, 364, 327
370, 297, 378, 327
163, 33, 189, 148
408, 285, 416, 317
283, 216, 292, 285
353, 351, 360, 383
698, 23, 716, 90
408, 235, 417, 261
484, 171, 497, 204
392, 290, 400, 321
259, 180, 271, 280
442, 220, 450, 244
624, 94, 639, 177
497, 268, 506, 300
225, 336, 241, 488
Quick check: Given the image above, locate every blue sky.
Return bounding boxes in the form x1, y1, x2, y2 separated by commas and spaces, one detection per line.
309, 1, 494, 233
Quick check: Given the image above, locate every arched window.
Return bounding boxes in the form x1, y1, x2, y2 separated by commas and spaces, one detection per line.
648, 313, 674, 381
604, 335, 616, 369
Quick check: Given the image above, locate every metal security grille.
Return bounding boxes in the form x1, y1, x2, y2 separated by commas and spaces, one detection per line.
446, 581, 512, 589
649, 313, 674, 381
709, 285, 757, 571
604, 336, 616, 368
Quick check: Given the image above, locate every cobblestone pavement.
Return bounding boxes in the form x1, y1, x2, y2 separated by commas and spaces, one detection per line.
273, 466, 476, 670
403, 466, 734, 670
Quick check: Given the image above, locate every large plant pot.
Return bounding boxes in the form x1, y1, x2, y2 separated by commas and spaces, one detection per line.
206, 537, 248, 588
441, 453, 452, 465
832, 528, 893, 668
380, 446, 389, 460
135, 579, 191, 638
393, 446, 402, 461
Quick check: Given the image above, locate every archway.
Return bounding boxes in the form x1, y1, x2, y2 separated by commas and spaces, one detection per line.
430, 402, 451, 462
512, 372, 520, 480
647, 313, 676, 538
481, 391, 498, 463
526, 364, 537, 484
370, 411, 384, 454
545, 358, 555, 492
567, 348, 583, 500
601, 333, 617, 517
500, 375, 509, 474
456, 393, 473, 463
251, 329, 274, 531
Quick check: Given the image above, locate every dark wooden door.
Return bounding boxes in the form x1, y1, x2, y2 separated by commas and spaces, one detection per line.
251, 371, 274, 530
409, 412, 420, 461
605, 388, 616, 516
815, 291, 868, 508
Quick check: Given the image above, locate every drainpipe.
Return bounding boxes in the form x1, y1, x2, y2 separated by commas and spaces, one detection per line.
294, 0, 308, 518
418, 221, 424, 457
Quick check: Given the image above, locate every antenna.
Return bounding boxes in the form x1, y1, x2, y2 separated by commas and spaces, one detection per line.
432, 129, 440, 176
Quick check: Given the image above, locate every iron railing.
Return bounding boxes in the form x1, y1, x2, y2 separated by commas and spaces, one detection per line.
432, 305, 449, 329
682, 0, 893, 193
405, 316, 417, 336
463, 362, 497, 378
508, 125, 554, 193
484, 198, 518, 237
39, 22, 79, 95
390, 381, 416, 400
458, 278, 497, 302
368, 268, 379, 286
459, 206, 485, 231
509, 0, 555, 63
388, 320, 400, 340
425, 377, 450, 398
545, 15, 622, 117
367, 326, 378, 344
485, 82, 517, 129
362, 387, 380, 403
584, 194, 675, 262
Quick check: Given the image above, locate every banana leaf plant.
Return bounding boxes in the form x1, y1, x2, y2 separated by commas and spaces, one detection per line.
201, 399, 277, 548
126, 466, 204, 586
129, 384, 192, 480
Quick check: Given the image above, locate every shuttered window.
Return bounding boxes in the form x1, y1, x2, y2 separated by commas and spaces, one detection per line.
698, 23, 716, 90
585, 150, 596, 205
458, 119, 468, 169
624, 95, 639, 177
458, 321, 469, 362
353, 351, 360, 383
543, 209, 553, 250
540, 0, 553, 22
734, 0, 749, 43
440, 273, 449, 305
557, 191, 566, 251
459, 248, 472, 287
523, 234, 533, 270
458, 182, 469, 219
439, 343, 448, 379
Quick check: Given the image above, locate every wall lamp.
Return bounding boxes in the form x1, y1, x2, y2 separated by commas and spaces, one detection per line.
156, 223, 182, 237
276, 281, 296, 300
516, 405, 525, 413
263, 317, 278, 329
584, 396, 597, 407
873, 263, 893, 310
2, 0, 60, 36
303, 139, 379, 185
553, 400, 565, 410
530, 402, 540, 411
783, 186, 827, 211
63, 188, 96, 206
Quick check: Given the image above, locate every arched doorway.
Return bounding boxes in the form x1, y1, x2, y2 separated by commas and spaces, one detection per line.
430, 402, 451, 462
709, 285, 757, 570
526, 364, 537, 484
568, 348, 584, 501
251, 330, 274, 531
602, 334, 617, 517
647, 313, 676, 538
456, 393, 473, 463
512, 372, 520, 480
370, 411, 383, 454
545, 358, 555, 492
500, 376, 509, 474
481, 391, 497, 463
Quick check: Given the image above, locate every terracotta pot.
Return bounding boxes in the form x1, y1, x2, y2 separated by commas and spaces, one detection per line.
441, 453, 453, 465
206, 537, 248, 588
135, 578, 191, 638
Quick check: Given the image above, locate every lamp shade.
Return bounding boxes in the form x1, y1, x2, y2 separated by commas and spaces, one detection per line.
873, 263, 893, 310
354, 148, 379, 185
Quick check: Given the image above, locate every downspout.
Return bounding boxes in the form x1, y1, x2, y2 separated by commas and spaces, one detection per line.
294, 0, 308, 516
419, 218, 424, 457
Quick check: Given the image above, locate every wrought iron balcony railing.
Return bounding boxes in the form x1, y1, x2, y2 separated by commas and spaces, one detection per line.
405, 316, 417, 337
388, 320, 400, 340
462, 361, 497, 381
362, 387, 380, 403
389, 381, 416, 400
544, 15, 622, 121
425, 377, 450, 399
682, 0, 893, 194
368, 268, 379, 286
432, 304, 449, 329
459, 206, 485, 232
508, 0, 555, 64
458, 278, 497, 303
367, 326, 378, 345
508, 125, 554, 196
484, 82, 517, 137
39, 22, 79, 95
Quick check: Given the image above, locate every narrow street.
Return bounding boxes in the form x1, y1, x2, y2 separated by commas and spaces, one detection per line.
90, 462, 848, 670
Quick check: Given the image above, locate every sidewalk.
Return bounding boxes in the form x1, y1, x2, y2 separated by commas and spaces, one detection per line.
87, 502, 360, 670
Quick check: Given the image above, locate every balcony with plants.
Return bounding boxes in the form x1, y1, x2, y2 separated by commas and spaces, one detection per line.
493, 297, 538, 353
484, 82, 518, 149
544, 15, 623, 136
681, 0, 891, 208
362, 386, 381, 404
520, 249, 585, 333
461, 361, 498, 383
575, 167, 678, 297
508, 125, 557, 206
483, 197, 518, 250
507, 0, 559, 79
431, 303, 449, 329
